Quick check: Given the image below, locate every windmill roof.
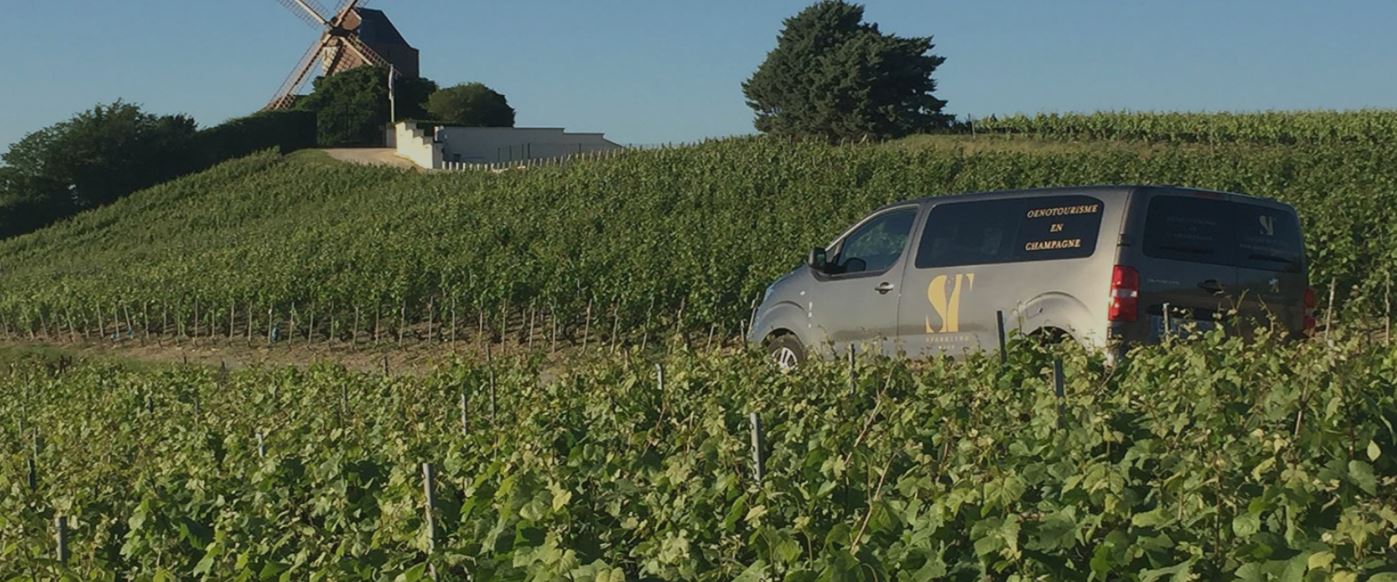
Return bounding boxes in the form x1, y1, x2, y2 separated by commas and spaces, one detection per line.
354, 8, 413, 48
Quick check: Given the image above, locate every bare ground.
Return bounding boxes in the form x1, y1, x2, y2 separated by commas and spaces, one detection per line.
319, 148, 419, 169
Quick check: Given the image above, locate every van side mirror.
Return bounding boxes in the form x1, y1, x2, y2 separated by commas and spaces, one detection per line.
807, 247, 828, 271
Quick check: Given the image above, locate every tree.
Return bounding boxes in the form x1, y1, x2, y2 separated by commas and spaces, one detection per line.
742, 0, 950, 142
0, 101, 197, 237
426, 83, 516, 127
296, 66, 437, 146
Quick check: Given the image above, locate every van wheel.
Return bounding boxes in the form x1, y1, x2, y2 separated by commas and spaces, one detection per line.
766, 334, 805, 371
1030, 327, 1072, 348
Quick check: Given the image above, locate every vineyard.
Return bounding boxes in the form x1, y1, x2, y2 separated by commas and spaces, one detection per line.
970, 110, 1397, 146
2, 111, 1397, 578
2, 331, 1395, 579
3, 118, 1397, 348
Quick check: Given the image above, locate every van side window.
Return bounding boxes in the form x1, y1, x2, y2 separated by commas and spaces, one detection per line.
830, 207, 918, 275
915, 196, 1103, 268
1142, 197, 1231, 264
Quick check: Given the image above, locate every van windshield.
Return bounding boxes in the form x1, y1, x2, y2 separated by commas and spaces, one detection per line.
1143, 196, 1303, 272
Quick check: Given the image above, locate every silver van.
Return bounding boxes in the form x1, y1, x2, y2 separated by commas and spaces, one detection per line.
748, 186, 1313, 368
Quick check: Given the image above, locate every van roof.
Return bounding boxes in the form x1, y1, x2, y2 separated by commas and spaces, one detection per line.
874, 185, 1294, 214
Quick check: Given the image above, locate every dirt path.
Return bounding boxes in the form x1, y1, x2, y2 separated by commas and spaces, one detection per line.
0, 337, 544, 377
320, 148, 419, 169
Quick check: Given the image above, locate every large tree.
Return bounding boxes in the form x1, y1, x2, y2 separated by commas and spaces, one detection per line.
427, 83, 516, 127
0, 101, 196, 237
743, 0, 950, 142
296, 66, 437, 146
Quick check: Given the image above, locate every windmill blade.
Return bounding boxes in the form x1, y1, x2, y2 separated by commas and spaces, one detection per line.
335, 0, 366, 17
266, 35, 330, 109
276, 0, 329, 26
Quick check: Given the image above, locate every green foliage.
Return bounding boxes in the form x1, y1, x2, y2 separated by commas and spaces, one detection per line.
2, 125, 1397, 344
0, 105, 320, 239
297, 66, 437, 146
1, 332, 1394, 578
0, 101, 197, 237
743, 0, 950, 141
189, 110, 316, 169
426, 83, 516, 127
972, 110, 1397, 145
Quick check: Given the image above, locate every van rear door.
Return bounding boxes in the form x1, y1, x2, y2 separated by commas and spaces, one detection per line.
1133, 193, 1240, 341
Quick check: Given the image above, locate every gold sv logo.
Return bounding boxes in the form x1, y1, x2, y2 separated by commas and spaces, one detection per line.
926, 273, 974, 333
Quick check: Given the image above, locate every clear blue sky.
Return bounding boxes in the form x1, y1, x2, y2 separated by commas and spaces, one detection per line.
2, 1, 1394, 148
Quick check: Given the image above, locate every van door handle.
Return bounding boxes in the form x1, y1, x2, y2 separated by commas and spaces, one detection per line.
875, 282, 895, 294
1198, 279, 1226, 295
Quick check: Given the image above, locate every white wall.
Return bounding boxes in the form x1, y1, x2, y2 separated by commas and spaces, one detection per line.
394, 122, 441, 169
434, 126, 622, 164
392, 122, 623, 169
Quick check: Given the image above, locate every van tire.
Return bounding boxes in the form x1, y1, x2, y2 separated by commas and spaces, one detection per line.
1030, 327, 1072, 348
766, 334, 805, 371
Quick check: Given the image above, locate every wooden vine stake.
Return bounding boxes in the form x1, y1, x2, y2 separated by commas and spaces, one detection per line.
848, 346, 857, 396
487, 344, 498, 422
1053, 358, 1066, 428
459, 387, 469, 434
1162, 302, 1173, 344
527, 302, 537, 350
421, 462, 439, 580
352, 306, 361, 347
749, 412, 765, 484
640, 296, 655, 353
581, 299, 593, 353
55, 515, 69, 564
340, 382, 350, 425
996, 310, 1008, 365
1325, 278, 1336, 342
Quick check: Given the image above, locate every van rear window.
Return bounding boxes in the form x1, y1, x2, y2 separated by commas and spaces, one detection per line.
915, 195, 1103, 268
1143, 196, 1302, 272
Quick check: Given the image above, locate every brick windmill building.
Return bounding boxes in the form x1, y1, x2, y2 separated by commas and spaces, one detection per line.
265, 0, 419, 110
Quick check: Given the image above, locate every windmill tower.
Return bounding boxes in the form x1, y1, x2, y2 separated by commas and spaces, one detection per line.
265, 0, 420, 110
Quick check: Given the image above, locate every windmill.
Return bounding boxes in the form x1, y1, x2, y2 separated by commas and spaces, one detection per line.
265, 0, 420, 110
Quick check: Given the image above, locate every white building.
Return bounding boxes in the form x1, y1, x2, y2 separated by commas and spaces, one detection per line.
391, 121, 622, 169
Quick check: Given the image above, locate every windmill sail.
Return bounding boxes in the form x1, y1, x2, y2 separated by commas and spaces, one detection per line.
265, 0, 418, 111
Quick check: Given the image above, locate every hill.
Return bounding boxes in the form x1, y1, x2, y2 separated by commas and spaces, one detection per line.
3, 123, 1397, 346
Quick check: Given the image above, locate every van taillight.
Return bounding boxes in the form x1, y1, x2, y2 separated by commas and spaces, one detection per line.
1303, 287, 1317, 336
1108, 266, 1140, 322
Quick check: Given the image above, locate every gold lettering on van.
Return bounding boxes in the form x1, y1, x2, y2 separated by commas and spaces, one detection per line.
1025, 204, 1099, 219
926, 273, 974, 333
1024, 238, 1083, 251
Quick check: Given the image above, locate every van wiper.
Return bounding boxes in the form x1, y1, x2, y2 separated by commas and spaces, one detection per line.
1158, 244, 1212, 255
